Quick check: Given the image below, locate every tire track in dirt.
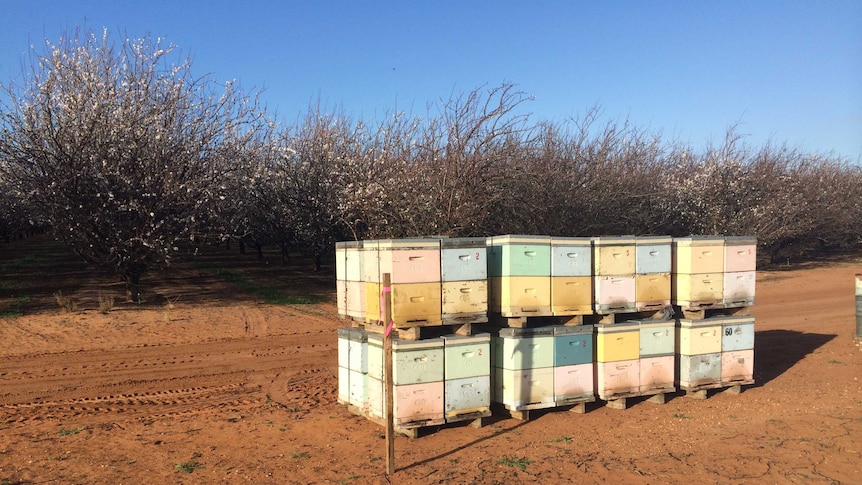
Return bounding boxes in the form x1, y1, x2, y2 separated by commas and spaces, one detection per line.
0, 332, 335, 427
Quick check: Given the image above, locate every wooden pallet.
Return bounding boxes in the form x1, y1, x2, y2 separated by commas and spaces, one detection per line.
442, 312, 489, 326
675, 305, 752, 320
445, 407, 492, 425
346, 403, 446, 438
600, 386, 674, 409
488, 313, 587, 328
680, 378, 754, 399
590, 306, 675, 325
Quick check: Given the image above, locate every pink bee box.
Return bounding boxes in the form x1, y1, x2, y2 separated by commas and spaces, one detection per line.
723, 271, 755, 307
639, 355, 675, 393
379, 239, 441, 284
593, 275, 637, 313
596, 359, 639, 400
554, 363, 595, 404
724, 237, 757, 273
394, 381, 445, 426
721, 349, 754, 382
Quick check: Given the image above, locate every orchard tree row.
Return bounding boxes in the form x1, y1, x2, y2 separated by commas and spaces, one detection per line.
1, 29, 861, 297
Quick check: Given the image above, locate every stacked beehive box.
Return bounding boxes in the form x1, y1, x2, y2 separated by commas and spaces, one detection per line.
674, 237, 756, 396
441, 238, 489, 325
550, 237, 593, 316
592, 236, 637, 314
594, 321, 640, 400
636, 318, 676, 396
336, 328, 368, 410
335, 241, 365, 321
486, 235, 552, 316
635, 236, 673, 311
492, 327, 556, 412
442, 333, 492, 421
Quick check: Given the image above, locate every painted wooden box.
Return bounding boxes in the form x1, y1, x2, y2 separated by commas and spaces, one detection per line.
723, 271, 756, 307
639, 355, 675, 393
337, 328, 352, 369
596, 359, 639, 399
493, 327, 555, 370
673, 236, 725, 274
673, 273, 724, 308
493, 366, 556, 408
444, 376, 491, 419
553, 325, 594, 367
677, 319, 723, 355
554, 363, 594, 404
441, 237, 487, 282
635, 273, 671, 310
721, 349, 754, 382
720, 315, 755, 352
364, 282, 381, 324
441, 280, 488, 317
635, 236, 672, 274
488, 276, 552, 316
551, 237, 592, 277
594, 275, 637, 313
637, 320, 675, 357
368, 335, 445, 384
361, 239, 380, 283
595, 321, 640, 363
348, 369, 367, 409
335, 240, 364, 282
345, 280, 365, 320
366, 376, 383, 418
724, 236, 757, 273
677, 352, 722, 388
391, 282, 443, 326
592, 236, 636, 276
551, 276, 593, 315
338, 365, 350, 405
392, 338, 445, 385
486, 235, 552, 277
347, 329, 368, 374
442, 333, 491, 380
378, 238, 441, 284
394, 381, 445, 426
336, 279, 347, 316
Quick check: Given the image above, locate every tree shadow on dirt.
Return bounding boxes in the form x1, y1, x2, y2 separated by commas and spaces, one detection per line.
752, 329, 836, 386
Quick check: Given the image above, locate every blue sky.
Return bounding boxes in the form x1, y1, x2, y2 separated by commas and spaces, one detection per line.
1, 1, 860, 161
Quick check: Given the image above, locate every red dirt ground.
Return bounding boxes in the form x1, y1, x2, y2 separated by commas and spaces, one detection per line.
1, 236, 860, 484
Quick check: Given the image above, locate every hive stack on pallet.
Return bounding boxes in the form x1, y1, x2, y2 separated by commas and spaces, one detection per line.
594, 321, 640, 403
335, 241, 365, 321
491, 327, 556, 415
486, 235, 552, 318
440, 238, 488, 326
635, 236, 673, 312
592, 236, 637, 315
336, 328, 368, 410
552, 325, 595, 411
673, 236, 757, 397
441, 333, 492, 422
636, 318, 676, 399
550, 237, 593, 318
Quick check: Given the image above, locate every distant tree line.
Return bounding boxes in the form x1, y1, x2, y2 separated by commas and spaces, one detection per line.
1, 29, 860, 297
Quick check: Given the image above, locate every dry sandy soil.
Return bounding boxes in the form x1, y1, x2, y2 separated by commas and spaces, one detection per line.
1, 236, 860, 484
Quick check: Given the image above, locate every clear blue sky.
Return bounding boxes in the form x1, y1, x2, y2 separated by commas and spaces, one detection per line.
2, 1, 860, 161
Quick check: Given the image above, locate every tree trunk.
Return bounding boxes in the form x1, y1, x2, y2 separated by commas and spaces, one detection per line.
126, 273, 142, 303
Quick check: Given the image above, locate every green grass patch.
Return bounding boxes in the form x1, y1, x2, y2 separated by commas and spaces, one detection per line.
0, 296, 28, 319
672, 413, 692, 419
58, 426, 85, 436
289, 451, 310, 459
498, 455, 533, 471
549, 435, 572, 443
175, 460, 203, 474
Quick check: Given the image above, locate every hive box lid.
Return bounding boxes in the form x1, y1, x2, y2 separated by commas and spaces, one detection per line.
392, 337, 444, 350
673, 236, 725, 246
335, 240, 363, 249
347, 329, 367, 342
678, 318, 725, 328
592, 235, 636, 246
636, 236, 672, 245
550, 237, 592, 247
440, 237, 486, 249
708, 315, 755, 326
441, 333, 490, 344
378, 238, 441, 250
632, 319, 675, 329
553, 324, 594, 336
595, 321, 639, 333
337, 328, 356, 338
487, 235, 552, 245
724, 236, 757, 246
497, 327, 554, 338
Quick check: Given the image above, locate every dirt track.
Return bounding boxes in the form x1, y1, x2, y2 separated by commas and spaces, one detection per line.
1, 238, 860, 484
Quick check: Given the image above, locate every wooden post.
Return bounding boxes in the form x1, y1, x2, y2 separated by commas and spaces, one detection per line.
383, 273, 395, 477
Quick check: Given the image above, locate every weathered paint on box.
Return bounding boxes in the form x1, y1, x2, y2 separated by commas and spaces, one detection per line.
596, 359, 639, 399
347, 329, 368, 374
335, 240, 364, 282
639, 355, 675, 392
442, 333, 491, 380
392, 338, 445, 385
721, 349, 754, 382
673, 273, 723, 305
336, 279, 347, 316
391, 282, 443, 325
550, 237, 592, 277
345, 280, 365, 320
673, 237, 725, 274
593, 275, 637, 313
493, 327, 555, 370
553, 325, 594, 366
723, 271, 756, 307
677, 352, 722, 388
366, 334, 383, 380
444, 375, 491, 417
554, 363, 595, 402
551, 276, 593, 315
441, 238, 487, 282
442, 280, 488, 316
635, 273, 671, 310
337, 328, 352, 369
366, 376, 383, 418
361, 240, 380, 283
486, 235, 552, 277
637, 320, 675, 357
493, 365, 556, 407
595, 322, 640, 362
378, 238, 442, 284
364, 282, 380, 323
724, 236, 757, 273
635, 236, 672, 274
394, 381, 445, 426
337, 365, 350, 404
593, 236, 636, 276
348, 369, 366, 409
677, 319, 722, 355
720, 315, 755, 352
488, 276, 552, 316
